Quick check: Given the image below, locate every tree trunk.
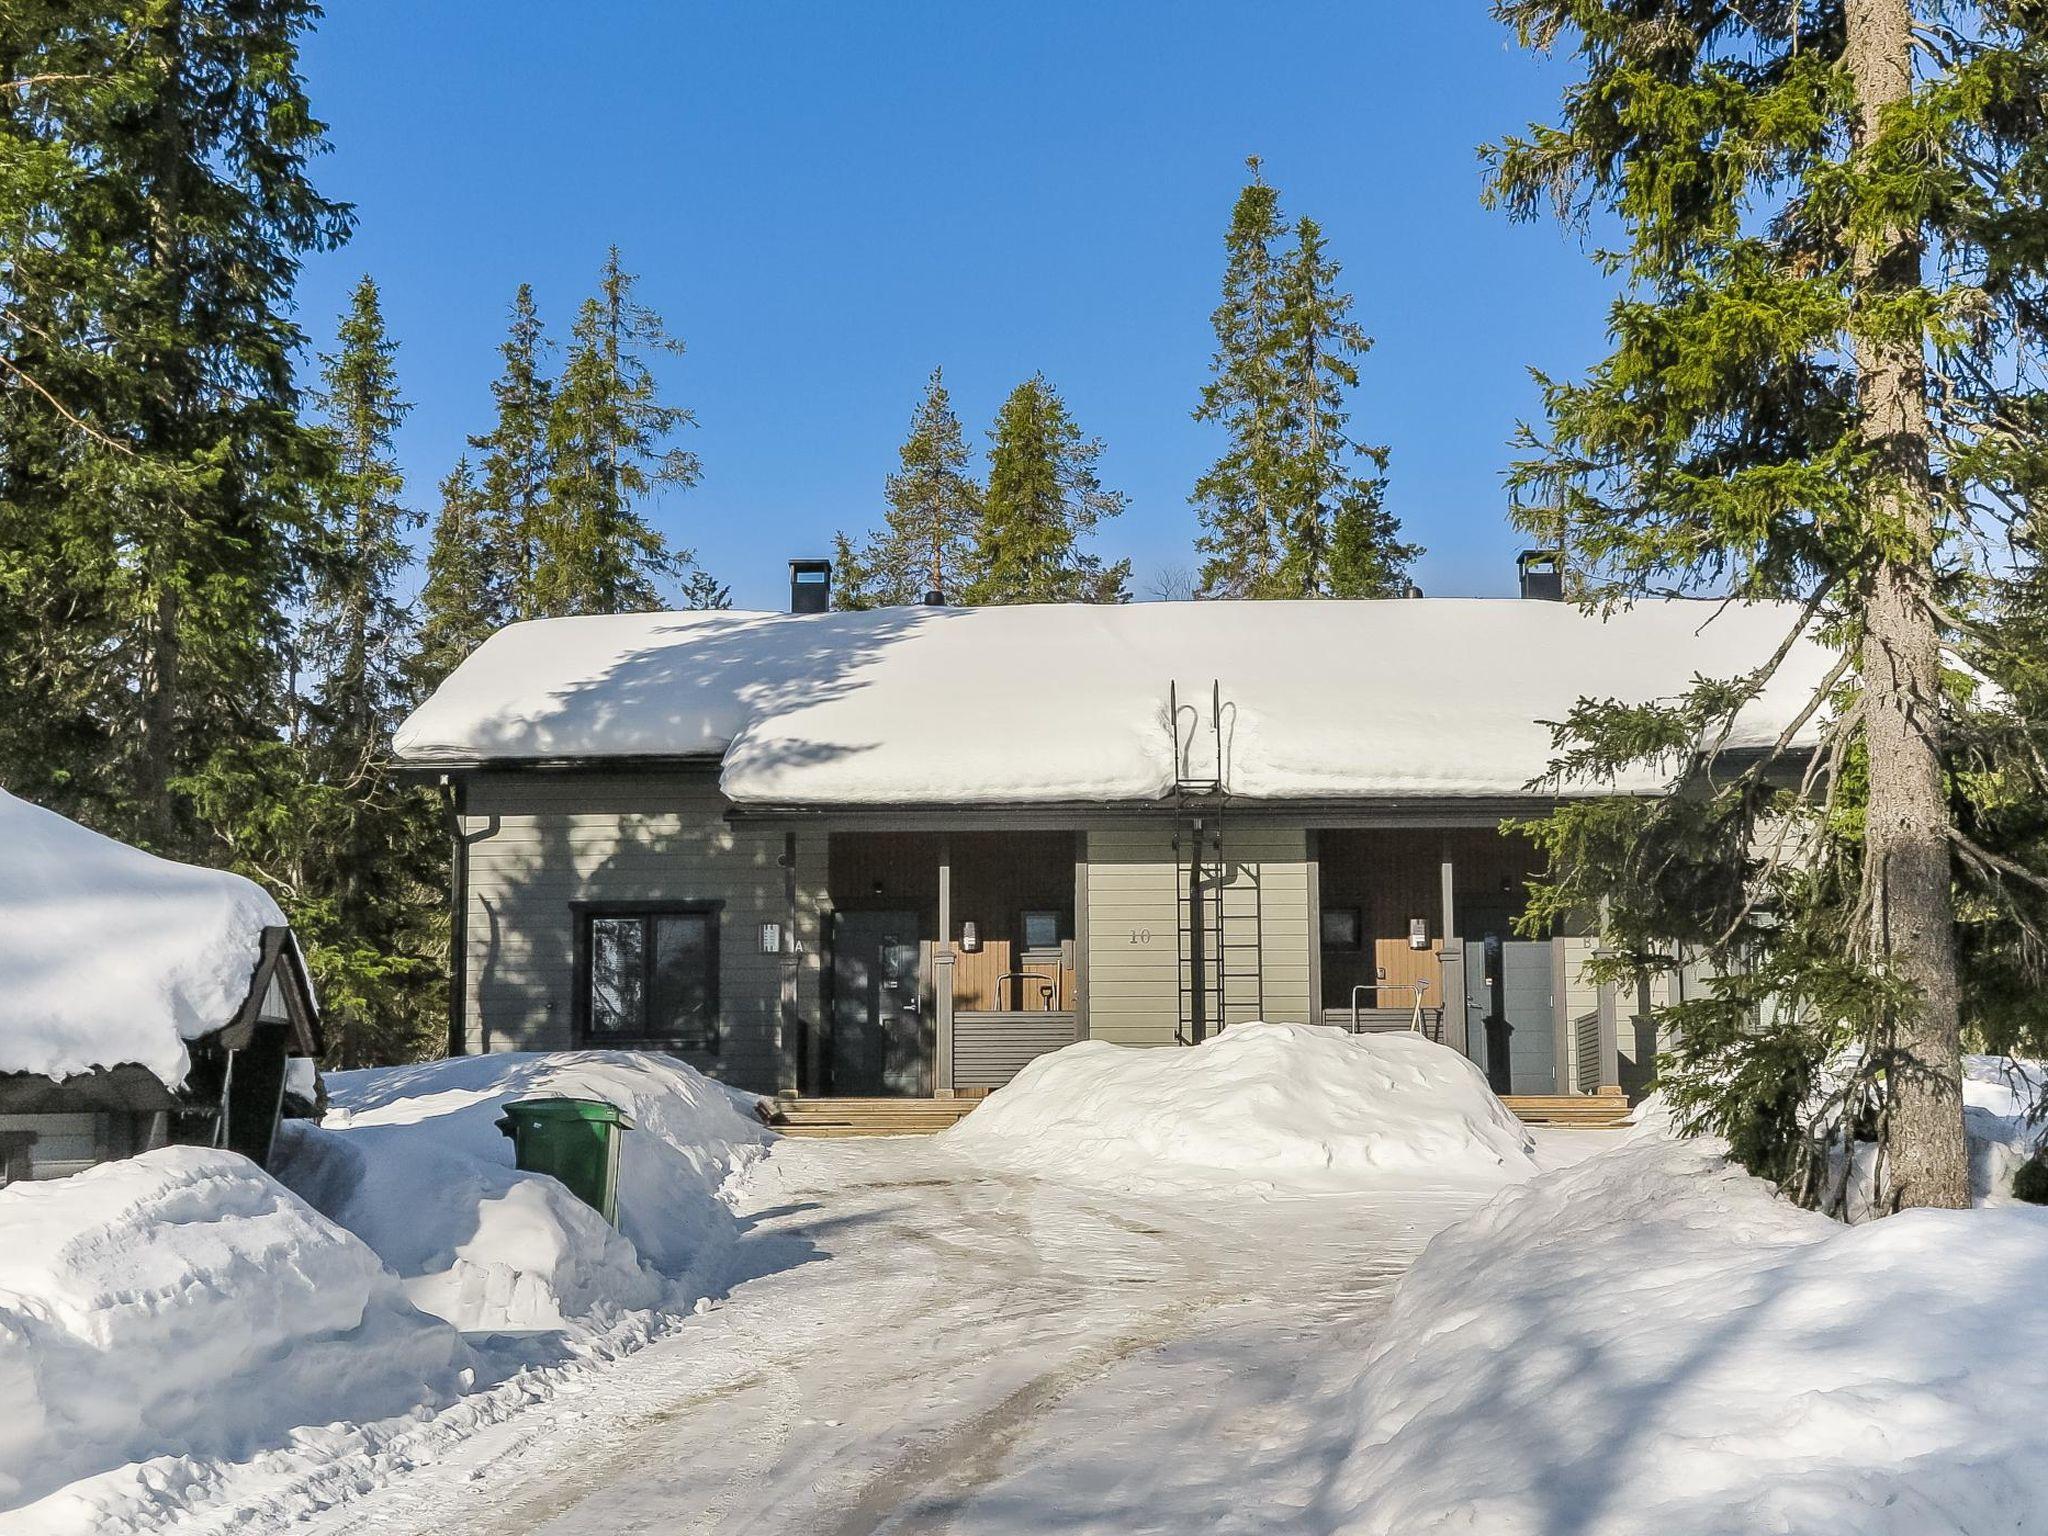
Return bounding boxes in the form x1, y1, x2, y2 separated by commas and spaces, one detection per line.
1846, 0, 1969, 1211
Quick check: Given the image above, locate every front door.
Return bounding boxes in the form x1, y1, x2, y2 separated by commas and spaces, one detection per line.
1463, 935, 1556, 1095
831, 911, 929, 1096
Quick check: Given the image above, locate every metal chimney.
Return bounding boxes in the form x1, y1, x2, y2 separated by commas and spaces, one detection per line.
789, 558, 831, 614
1517, 550, 1563, 601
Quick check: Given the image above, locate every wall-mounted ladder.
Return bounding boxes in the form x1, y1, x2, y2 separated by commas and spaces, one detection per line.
1168, 680, 1260, 1043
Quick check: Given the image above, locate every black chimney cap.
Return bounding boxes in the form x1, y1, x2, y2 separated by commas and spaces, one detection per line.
1517, 550, 1563, 601
789, 558, 831, 614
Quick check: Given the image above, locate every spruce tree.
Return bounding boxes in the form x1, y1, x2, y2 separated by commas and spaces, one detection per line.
1191, 159, 1289, 597
538, 248, 696, 615
1488, 0, 2048, 1210
1276, 217, 1417, 598
469, 284, 553, 620
966, 375, 1130, 605
0, 0, 349, 852
415, 456, 506, 689
678, 566, 732, 610
295, 277, 439, 1067
1192, 163, 1415, 598
834, 368, 983, 607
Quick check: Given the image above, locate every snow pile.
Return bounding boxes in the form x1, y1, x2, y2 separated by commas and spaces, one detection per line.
393, 599, 1834, 804
942, 1022, 1536, 1191
272, 1051, 773, 1333
0, 788, 283, 1086
1332, 1133, 2048, 1535
0, 1147, 470, 1521
1964, 1055, 2046, 1204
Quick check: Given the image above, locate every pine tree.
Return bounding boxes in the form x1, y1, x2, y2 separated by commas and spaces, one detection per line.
469, 284, 553, 620
0, 0, 350, 853
1487, 0, 2048, 1210
834, 368, 983, 607
1191, 159, 1289, 597
538, 248, 696, 616
966, 375, 1130, 605
295, 276, 439, 1067
415, 456, 506, 689
1275, 217, 1417, 597
1192, 162, 1415, 598
678, 566, 732, 610
830, 530, 885, 611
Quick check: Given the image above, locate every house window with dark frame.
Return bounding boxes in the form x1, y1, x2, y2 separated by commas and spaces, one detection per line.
1020, 909, 1063, 952
582, 906, 720, 1050
1320, 906, 1363, 952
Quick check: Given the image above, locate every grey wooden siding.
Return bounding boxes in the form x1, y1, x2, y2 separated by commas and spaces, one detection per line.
1082, 821, 1313, 1046
460, 772, 820, 1091
1083, 823, 1181, 1046
953, 1012, 1079, 1088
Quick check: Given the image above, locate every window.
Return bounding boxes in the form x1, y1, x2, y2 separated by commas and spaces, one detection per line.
1320, 907, 1362, 952
1020, 909, 1062, 952
580, 906, 720, 1049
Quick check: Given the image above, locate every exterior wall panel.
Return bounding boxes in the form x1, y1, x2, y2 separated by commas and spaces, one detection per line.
460, 772, 814, 1092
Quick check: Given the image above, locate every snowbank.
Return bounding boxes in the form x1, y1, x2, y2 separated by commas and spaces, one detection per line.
1332, 1133, 2048, 1535
1965, 1055, 2045, 1204
942, 1022, 1536, 1191
0, 1148, 470, 1520
272, 1051, 772, 1333
393, 599, 1834, 804
0, 788, 284, 1086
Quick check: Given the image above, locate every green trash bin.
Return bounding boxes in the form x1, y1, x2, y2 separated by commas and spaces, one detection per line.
496, 1097, 634, 1225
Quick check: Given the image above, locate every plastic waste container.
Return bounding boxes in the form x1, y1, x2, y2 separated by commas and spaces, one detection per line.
495, 1097, 634, 1225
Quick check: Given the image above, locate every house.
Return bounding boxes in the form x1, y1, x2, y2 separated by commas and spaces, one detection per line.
0, 790, 322, 1184
392, 557, 1834, 1110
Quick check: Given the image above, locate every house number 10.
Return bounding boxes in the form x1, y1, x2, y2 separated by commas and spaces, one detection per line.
1129, 928, 1152, 945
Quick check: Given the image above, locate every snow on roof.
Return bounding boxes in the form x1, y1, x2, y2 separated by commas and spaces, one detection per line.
0, 789, 286, 1086
393, 598, 1836, 805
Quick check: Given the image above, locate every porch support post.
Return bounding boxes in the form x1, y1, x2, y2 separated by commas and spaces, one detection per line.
778, 832, 801, 1095
1595, 956, 1624, 1095
1439, 937, 1467, 1056
1073, 834, 1091, 1039
1439, 853, 1456, 946
1306, 830, 1324, 1028
1551, 936, 1573, 1095
934, 835, 955, 1096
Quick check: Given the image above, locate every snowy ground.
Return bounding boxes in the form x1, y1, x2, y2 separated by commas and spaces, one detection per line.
226, 1130, 1611, 1536
13, 1031, 2046, 1533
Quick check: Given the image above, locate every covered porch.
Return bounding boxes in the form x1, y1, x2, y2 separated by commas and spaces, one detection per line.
1312, 823, 1625, 1103
814, 829, 1082, 1098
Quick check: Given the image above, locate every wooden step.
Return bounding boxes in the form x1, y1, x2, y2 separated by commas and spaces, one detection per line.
759, 1096, 981, 1138
1501, 1093, 1632, 1128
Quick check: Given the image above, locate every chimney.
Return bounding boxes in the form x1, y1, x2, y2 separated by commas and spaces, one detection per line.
789, 558, 831, 614
1517, 550, 1563, 601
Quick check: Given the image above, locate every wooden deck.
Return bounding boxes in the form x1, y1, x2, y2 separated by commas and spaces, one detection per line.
760, 1096, 982, 1138
1499, 1091, 1632, 1128
763, 1089, 1632, 1139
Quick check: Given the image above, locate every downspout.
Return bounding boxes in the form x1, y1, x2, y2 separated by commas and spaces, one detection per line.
439, 775, 468, 1058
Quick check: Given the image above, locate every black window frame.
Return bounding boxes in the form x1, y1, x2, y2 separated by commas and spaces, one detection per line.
1320, 906, 1363, 952
1018, 907, 1065, 954
572, 900, 724, 1051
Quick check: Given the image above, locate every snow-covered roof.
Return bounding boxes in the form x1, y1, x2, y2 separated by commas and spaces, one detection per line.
393, 598, 1836, 805
0, 790, 287, 1086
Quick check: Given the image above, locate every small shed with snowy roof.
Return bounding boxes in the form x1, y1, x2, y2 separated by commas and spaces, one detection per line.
0, 789, 323, 1184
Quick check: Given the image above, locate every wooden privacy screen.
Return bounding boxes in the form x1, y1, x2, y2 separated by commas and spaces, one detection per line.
948, 938, 1076, 1012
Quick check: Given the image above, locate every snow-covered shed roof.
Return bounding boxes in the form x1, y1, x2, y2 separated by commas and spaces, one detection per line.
0, 790, 293, 1086
393, 598, 1835, 806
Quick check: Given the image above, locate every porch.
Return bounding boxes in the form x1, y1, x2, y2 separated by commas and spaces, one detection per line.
815, 829, 1082, 1098
792, 819, 1637, 1112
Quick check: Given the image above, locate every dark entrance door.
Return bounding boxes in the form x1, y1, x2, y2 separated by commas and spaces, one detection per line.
831, 911, 929, 1096
1463, 932, 1556, 1095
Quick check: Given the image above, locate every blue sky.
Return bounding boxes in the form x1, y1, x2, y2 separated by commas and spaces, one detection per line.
294, 2, 1615, 609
